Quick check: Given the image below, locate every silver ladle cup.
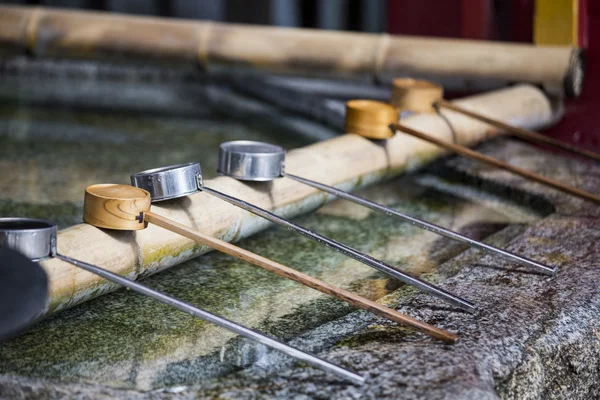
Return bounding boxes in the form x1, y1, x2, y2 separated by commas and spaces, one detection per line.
131, 151, 475, 313
218, 140, 557, 277
0, 217, 363, 385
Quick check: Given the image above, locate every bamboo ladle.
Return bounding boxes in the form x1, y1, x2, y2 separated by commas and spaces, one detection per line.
390, 77, 600, 163
344, 79, 600, 206
84, 183, 458, 345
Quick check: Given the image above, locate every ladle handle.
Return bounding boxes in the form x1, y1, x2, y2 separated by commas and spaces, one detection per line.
283, 172, 556, 276
392, 122, 600, 206
436, 100, 600, 162
54, 252, 364, 385
199, 186, 476, 313
144, 211, 458, 344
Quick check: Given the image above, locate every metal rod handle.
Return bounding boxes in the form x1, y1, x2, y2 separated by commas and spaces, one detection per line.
144, 211, 458, 344
55, 253, 364, 385
283, 172, 556, 276
199, 186, 476, 313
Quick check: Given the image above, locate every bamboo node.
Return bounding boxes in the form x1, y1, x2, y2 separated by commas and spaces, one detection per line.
196, 20, 213, 70
373, 34, 391, 82
25, 7, 42, 54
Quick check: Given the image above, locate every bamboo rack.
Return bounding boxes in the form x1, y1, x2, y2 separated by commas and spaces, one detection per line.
0, 5, 583, 97
39, 84, 557, 315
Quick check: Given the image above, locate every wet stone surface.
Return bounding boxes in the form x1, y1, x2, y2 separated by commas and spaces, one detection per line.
0, 103, 599, 399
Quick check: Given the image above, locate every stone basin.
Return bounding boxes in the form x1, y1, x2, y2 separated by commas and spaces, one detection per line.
0, 62, 598, 399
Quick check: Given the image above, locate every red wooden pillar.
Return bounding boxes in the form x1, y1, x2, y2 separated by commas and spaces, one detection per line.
511, 0, 534, 42
460, 0, 492, 40
387, 0, 492, 40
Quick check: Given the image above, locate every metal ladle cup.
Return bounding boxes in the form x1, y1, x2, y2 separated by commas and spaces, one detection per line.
130, 155, 475, 313
217, 140, 557, 277
0, 222, 49, 341
128, 173, 460, 343
82, 184, 366, 382
0, 215, 364, 385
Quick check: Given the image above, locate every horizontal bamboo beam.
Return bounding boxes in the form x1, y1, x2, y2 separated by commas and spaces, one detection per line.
40, 84, 557, 315
0, 5, 583, 97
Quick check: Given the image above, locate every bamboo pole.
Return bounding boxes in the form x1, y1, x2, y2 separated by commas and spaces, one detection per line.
0, 6, 30, 55
0, 5, 583, 97
39, 84, 557, 315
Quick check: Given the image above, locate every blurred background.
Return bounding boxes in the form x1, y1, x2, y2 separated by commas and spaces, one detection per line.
0, 0, 588, 44
1, 0, 596, 151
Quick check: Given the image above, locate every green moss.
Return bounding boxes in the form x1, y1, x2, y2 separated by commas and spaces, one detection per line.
336, 325, 412, 348
141, 243, 195, 267
542, 252, 571, 265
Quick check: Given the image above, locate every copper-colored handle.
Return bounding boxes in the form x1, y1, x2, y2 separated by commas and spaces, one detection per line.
436, 100, 600, 162
144, 211, 459, 344
393, 123, 600, 206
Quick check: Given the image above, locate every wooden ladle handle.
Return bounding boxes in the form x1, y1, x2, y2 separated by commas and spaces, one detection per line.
391, 122, 600, 206
144, 211, 458, 344
436, 99, 600, 162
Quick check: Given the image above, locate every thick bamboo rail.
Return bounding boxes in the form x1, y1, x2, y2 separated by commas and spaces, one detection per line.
0, 5, 583, 97
38, 84, 557, 315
